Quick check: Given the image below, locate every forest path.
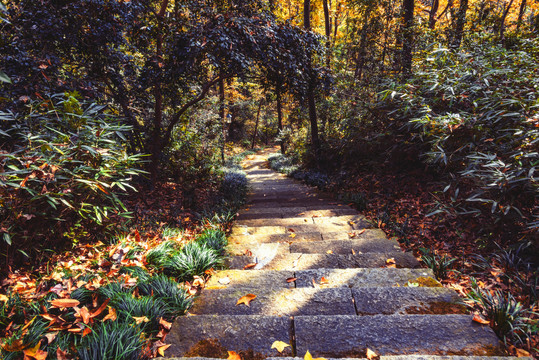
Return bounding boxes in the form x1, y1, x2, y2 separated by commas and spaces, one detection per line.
165, 148, 512, 360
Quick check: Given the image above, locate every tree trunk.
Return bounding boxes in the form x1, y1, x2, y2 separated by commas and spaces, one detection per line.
451, 0, 468, 50
251, 97, 264, 149
401, 0, 415, 77
276, 83, 285, 153
219, 76, 226, 164
323, 0, 332, 68
499, 0, 515, 40
517, 0, 527, 29
304, 0, 321, 157
428, 0, 440, 29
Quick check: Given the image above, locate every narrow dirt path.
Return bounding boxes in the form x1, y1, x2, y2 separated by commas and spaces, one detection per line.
165, 150, 515, 360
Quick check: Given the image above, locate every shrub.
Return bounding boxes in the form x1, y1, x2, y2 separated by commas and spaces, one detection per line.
0, 93, 145, 252
137, 274, 192, 315
77, 321, 149, 360
196, 228, 227, 252
419, 248, 457, 280
145, 240, 178, 268
164, 242, 222, 281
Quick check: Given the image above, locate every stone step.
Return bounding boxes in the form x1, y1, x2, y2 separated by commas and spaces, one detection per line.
230, 223, 369, 237
225, 252, 419, 270
290, 233, 398, 253
351, 287, 464, 315
189, 287, 356, 316
226, 242, 289, 258
205, 270, 295, 289
246, 198, 340, 207
166, 357, 528, 360
189, 286, 463, 317
228, 232, 323, 247
294, 314, 501, 357
295, 268, 439, 288
166, 315, 294, 358
235, 217, 315, 227
238, 204, 354, 215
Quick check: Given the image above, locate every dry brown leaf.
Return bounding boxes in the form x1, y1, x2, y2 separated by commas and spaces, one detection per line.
102, 307, 117, 322
82, 327, 92, 337
23, 341, 48, 360
243, 263, 257, 270
351, 249, 356, 255
159, 317, 172, 330
132, 316, 150, 324
270, 340, 290, 353
157, 344, 171, 357
320, 277, 330, 285
44, 332, 57, 345
0, 294, 8, 302
192, 276, 205, 287
56, 348, 69, 360
472, 313, 490, 325
236, 294, 257, 307
357, 229, 366, 235
1, 338, 24, 352
78, 307, 91, 324
366, 348, 379, 360
227, 351, 241, 360
286, 277, 297, 283
50, 298, 80, 309
90, 299, 110, 318
311, 278, 320, 288
515, 348, 531, 357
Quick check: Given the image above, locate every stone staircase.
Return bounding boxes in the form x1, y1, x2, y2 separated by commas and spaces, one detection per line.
164, 151, 522, 360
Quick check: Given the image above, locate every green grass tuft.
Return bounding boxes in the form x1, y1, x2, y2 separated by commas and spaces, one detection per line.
196, 228, 227, 252
137, 274, 193, 315
110, 292, 171, 333
164, 242, 222, 281
145, 240, 178, 268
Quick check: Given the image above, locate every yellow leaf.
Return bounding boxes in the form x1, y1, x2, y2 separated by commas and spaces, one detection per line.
0, 294, 8, 302
304, 350, 327, 360
103, 307, 117, 322
159, 317, 172, 330
158, 344, 171, 357
271, 341, 290, 353
23, 341, 48, 360
236, 294, 257, 307
326, 250, 333, 254
289, 233, 296, 238
227, 350, 242, 360
1, 338, 24, 352
49, 298, 80, 308
132, 316, 149, 324
366, 348, 379, 360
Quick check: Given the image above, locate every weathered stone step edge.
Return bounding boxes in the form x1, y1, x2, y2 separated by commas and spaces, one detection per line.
239, 205, 355, 215
166, 315, 500, 358
189, 287, 462, 316
225, 252, 419, 270
294, 314, 501, 357
235, 215, 369, 228
205, 269, 438, 289
288, 237, 401, 254
236, 208, 358, 220
230, 222, 371, 237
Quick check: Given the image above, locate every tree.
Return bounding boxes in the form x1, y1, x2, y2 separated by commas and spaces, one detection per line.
304, 0, 321, 156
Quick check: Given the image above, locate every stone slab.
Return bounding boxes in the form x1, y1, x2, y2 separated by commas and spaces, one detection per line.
226, 252, 419, 270
313, 215, 372, 230
229, 232, 323, 245
164, 357, 529, 360
167, 315, 293, 357
294, 315, 501, 356
235, 217, 315, 227
295, 268, 437, 288
289, 237, 401, 254
205, 270, 295, 289
225, 242, 289, 259
321, 229, 387, 241
231, 225, 286, 236
352, 287, 462, 315
190, 288, 356, 316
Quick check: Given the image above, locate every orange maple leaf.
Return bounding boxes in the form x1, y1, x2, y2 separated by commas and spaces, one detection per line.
236, 294, 257, 307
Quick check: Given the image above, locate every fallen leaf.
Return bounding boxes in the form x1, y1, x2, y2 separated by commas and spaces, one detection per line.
159, 317, 172, 330
56, 348, 69, 360
218, 277, 231, 285
320, 277, 329, 285
326, 250, 333, 254
311, 278, 319, 288
243, 263, 257, 270
386, 258, 397, 268
357, 229, 366, 235
472, 313, 490, 325
288, 228, 295, 232
366, 348, 379, 360
0, 294, 8, 302
44, 332, 57, 344
77, 306, 91, 324
289, 233, 296, 238
351, 249, 356, 255
192, 276, 205, 287
228, 351, 241, 360
304, 350, 327, 360
1, 338, 24, 352
286, 277, 297, 283
236, 294, 257, 307
82, 327, 92, 337
50, 298, 80, 308
515, 348, 530, 357
271, 340, 290, 353
90, 299, 110, 318
102, 306, 117, 322
157, 344, 171, 357
23, 341, 48, 360
132, 316, 150, 324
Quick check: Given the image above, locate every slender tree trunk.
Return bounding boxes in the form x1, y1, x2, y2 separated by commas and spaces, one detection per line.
219, 76, 226, 164
428, 0, 440, 29
251, 97, 264, 149
323, 0, 332, 68
304, 0, 321, 157
451, 0, 469, 50
517, 0, 527, 29
276, 83, 285, 153
401, 0, 415, 77
499, 0, 515, 40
